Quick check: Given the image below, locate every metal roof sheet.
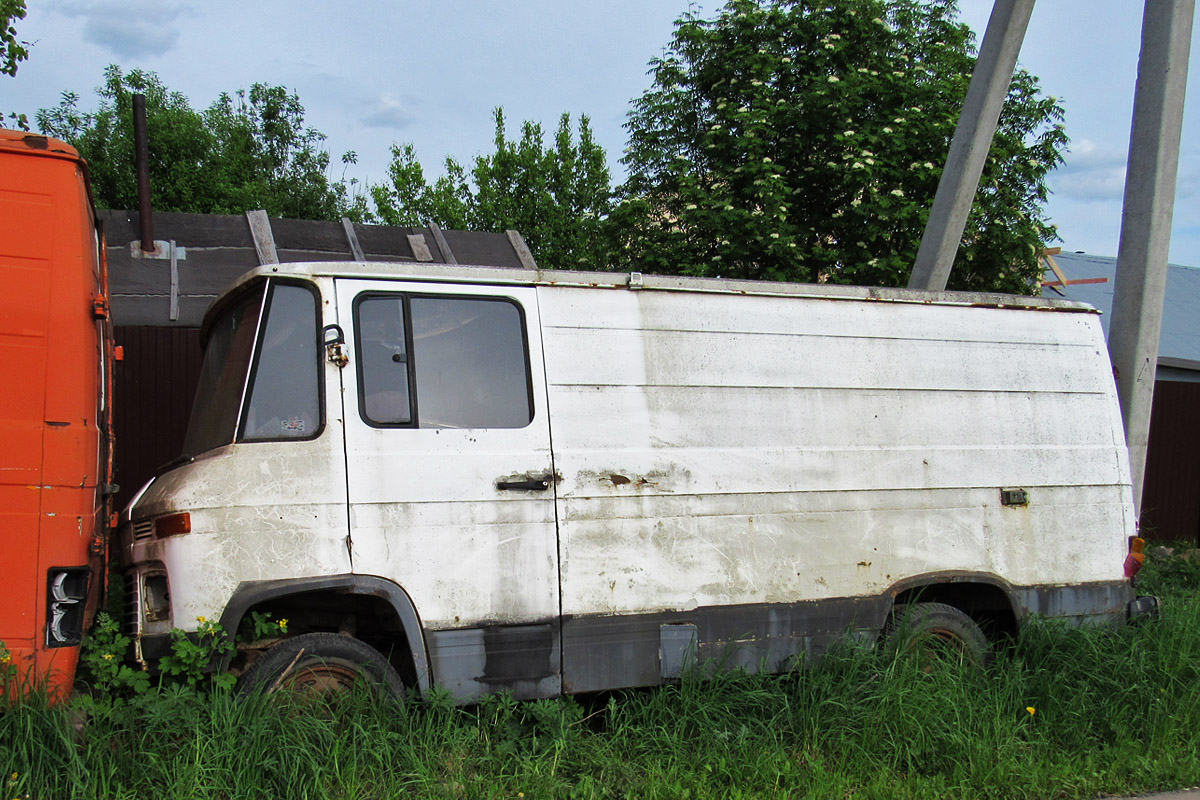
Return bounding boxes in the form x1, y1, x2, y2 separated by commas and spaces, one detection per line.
1042, 251, 1200, 365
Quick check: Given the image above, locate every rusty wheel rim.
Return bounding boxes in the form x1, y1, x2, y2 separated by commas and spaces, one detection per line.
912, 626, 972, 668
284, 662, 359, 696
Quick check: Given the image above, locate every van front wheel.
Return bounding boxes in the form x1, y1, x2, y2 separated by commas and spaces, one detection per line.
238, 632, 406, 701
882, 602, 991, 668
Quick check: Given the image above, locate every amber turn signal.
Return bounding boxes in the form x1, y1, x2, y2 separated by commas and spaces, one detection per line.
153, 512, 191, 539
1123, 536, 1145, 579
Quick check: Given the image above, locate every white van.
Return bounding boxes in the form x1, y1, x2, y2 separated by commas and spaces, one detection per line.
119, 262, 1148, 699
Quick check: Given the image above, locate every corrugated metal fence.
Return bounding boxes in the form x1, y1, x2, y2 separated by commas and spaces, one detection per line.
1141, 380, 1200, 546
112, 327, 202, 514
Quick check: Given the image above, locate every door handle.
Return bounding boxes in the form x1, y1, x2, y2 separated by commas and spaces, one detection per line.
496, 476, 552, 491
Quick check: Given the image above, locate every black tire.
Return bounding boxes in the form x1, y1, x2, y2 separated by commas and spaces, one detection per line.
237, 632, 406, 701
882, 602, 991, 668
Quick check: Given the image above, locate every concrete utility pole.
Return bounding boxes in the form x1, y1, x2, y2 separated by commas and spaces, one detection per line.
1107, 0, 1195, 514
907, 0, 1036, 292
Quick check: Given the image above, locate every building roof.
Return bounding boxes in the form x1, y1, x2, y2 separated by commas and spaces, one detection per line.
1042, 251, 1200, 376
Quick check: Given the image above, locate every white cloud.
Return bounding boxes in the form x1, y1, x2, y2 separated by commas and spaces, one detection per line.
1050, 138, 1128, 201
52, 1, 189, 59
361, 94, 417, 130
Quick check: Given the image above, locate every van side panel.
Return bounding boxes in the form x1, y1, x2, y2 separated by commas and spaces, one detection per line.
538, 286, 1132, 690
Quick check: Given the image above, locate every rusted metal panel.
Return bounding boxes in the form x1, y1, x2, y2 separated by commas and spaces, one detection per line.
1141, 380, 1200, 544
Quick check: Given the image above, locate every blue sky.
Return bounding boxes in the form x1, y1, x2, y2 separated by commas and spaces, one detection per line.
6, 0, 1198, 266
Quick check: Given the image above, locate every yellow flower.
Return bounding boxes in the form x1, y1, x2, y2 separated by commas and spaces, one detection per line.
1026, 707, 1036, 716
0, 653, 10, 664
278, 619, 289, 633
103, 654, 115, 661
196, 616, 207, 625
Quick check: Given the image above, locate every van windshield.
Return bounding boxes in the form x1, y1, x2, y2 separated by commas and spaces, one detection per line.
241, 283, 321, 440
181, 284, 265, 457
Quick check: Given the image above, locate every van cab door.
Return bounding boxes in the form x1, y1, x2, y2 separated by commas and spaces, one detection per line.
334, 279, 560, 700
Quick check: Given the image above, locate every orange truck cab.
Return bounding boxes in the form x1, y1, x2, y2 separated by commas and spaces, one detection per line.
0, 129, 114, 699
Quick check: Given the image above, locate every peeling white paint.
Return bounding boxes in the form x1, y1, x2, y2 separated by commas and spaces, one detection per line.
123, 264, 1133, 643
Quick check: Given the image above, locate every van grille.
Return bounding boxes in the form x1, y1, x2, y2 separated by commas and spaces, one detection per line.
131, 519, 153, 541
122, 573, 140, 636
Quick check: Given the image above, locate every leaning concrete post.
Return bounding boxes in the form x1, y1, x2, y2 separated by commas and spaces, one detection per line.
1107, 0, 1194, 514
908, 0, 1036, 292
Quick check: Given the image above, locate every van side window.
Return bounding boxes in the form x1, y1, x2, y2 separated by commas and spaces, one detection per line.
356, 294, 533, 429
358, 296, 412, 424
241, 284, 321, 441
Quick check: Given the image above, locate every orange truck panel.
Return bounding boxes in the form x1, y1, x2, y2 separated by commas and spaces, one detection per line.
0, 129, 112, 700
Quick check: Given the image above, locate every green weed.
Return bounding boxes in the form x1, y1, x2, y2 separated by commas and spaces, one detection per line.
77, 613, 151, 696
157, 617, 236, 692
2, 551, 1198, 798
0, 640, 17, 696
237, 610, 288, 644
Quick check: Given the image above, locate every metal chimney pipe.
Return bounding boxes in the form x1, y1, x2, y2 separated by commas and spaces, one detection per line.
132, 93, 155, 253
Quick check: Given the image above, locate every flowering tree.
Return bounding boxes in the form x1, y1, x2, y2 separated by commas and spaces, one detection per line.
610, 0, 1067, 293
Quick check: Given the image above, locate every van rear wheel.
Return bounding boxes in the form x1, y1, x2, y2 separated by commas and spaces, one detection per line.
882, 602, 991, 668
238, 632, 406, 701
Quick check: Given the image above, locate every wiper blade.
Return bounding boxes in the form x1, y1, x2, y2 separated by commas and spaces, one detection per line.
157, 453, 195, 473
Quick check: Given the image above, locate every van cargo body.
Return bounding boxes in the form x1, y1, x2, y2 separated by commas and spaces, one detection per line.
1, 129, 112, 699
121, 263, 1136, 700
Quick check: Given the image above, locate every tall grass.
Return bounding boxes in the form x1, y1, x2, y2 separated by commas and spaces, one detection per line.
4, 553, 1199, 799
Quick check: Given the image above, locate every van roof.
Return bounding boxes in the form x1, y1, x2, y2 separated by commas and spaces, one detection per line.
0, 128, 82, 161
224, 260, 1099, 315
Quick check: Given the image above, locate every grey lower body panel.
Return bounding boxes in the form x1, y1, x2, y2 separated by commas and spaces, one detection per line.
206, 577, 1133, 702
560, 595, 888, 694
427, 623, 561, 701
425, 580, 1132, 700
1011, 581, 1135, 625
423, 597, 886, 701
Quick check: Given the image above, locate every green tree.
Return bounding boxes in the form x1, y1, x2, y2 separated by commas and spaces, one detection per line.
204, 84, 367, 220
372, 108, 613, 271
371, 143, 474, 229
1, 0, 26, 77
36, 65, 366, 221
611, 0, 1067, 294
473, 109, 613, 271
3, 0, 29, 128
